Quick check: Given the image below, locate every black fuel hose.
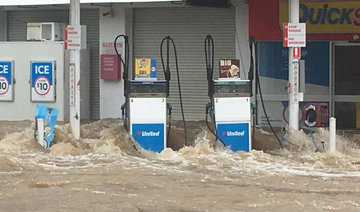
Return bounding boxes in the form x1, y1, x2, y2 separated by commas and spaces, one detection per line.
160, 36, 188, 146
252, 38, 284, 149
204, 35, 226, 148
205, 35, 214, 98
114, 34, 129, 98
205, 105, 226, 148
114, 35, 129, 132
114, 34, 139, 152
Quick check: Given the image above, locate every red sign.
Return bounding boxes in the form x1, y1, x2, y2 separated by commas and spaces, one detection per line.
64, 25, 82, 50
283, 23, 306, 47
100, 54, 121, 80
292, 47, 301, 60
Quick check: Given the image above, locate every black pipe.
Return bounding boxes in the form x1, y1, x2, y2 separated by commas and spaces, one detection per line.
160, 36, 188, 146
252, 38, 284, 149
114, 34, 139, 152
114, 34, 129, 98
204, 34, 226, 148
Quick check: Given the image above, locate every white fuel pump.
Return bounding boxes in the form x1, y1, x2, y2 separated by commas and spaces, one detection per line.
205, 35, 251, 152
115, 35, 180, 153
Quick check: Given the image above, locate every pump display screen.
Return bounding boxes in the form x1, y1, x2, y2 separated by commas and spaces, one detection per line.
129, 80, 166, 94
213, 80, 250, 95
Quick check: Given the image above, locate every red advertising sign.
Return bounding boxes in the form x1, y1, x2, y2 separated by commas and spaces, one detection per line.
100, 54, 121, 80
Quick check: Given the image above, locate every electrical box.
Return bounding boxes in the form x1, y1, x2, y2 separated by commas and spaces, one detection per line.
100, 54, 121, 80
27, 22, 65, 41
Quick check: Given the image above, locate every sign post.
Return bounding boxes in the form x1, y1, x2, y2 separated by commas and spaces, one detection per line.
69, 0, 81, 139
285, 0, 306, 132
0, 61, 14, 101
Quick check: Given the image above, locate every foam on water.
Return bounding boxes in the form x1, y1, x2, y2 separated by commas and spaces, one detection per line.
1, 120, 360, 211
0, 119, 359, 179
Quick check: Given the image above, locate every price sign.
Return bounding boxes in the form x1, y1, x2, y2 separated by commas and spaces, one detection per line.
34, 76, 50, 95
31, 61, 55, 102
0, 61, 14, 101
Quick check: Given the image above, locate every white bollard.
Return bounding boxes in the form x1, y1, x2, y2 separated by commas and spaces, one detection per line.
37, 118, 46, 148
329, 117, 336, 153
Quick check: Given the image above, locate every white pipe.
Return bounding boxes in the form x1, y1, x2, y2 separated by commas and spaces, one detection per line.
37, 118, 46, 148
329, 117, 336, 153
288, 0, 300, 131
69, 0, 81, 139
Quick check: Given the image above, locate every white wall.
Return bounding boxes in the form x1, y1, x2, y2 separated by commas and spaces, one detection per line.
0, 42, 65, 121
99, 6, 126, 119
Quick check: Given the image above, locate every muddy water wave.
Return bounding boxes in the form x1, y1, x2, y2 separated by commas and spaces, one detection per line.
0, 119, 360, 211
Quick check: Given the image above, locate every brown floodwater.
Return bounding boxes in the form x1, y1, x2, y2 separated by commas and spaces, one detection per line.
0, 119, 360, 211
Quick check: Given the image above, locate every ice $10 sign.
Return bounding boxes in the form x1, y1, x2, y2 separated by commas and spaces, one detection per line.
31, 61, 55, 102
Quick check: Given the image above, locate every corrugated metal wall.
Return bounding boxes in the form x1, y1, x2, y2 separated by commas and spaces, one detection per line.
7, 9, 100, 119
133, 7, 236, 120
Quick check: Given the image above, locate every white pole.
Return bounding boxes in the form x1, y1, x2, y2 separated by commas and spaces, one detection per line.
329, 117, 336, 153
37, 118, 45, 148
288, 0, 300, 131
69, 0, 81, 139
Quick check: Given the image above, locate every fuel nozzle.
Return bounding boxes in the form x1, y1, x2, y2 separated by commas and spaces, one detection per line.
206, 102, 212, 115
305, 105, 317, 126
167, 103, 172, 116
121, 103, 126, 119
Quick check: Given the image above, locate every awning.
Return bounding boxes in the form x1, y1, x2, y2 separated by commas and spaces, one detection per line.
0, 0, 181, 6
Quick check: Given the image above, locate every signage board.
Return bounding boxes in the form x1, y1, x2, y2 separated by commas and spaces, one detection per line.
219, 59, 240, 79
216, 122, 250, 152
293, 47, 301, 60
283, 23, 306, 47
100, 54, 121, 80
135, 58, 157, 80
132, 123, 165, 153
101, 42, 122, 55
31, 61, 55, 102
280, 1, 360, 33
0, 61, 14, 101
64, 25, 87, 50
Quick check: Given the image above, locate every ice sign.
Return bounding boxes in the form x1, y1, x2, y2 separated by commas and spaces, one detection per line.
34, 65, 50, 74
0, 61, 13, 101
31, 61, 56, 102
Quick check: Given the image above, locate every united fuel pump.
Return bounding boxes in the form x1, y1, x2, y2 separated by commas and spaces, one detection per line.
114, 35, 186, 153
204, 35, 252, 152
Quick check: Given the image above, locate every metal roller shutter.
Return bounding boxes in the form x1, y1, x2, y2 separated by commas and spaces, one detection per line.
7, 9, 100, 119
133, 7, 235, 120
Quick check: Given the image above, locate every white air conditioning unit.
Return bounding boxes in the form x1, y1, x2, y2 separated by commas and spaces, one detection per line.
27, 22, 65, 41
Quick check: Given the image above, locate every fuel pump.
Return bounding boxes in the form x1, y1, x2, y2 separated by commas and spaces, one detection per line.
114, 35, 174, 153
204, 35, 251, 152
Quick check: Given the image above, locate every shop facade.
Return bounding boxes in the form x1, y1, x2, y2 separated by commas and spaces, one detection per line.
0, 0, 249, 121
250, 0, 360, 130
